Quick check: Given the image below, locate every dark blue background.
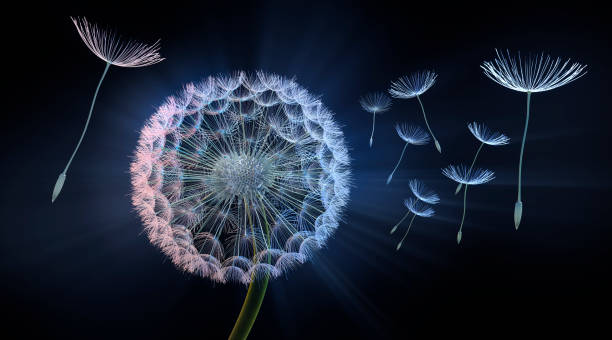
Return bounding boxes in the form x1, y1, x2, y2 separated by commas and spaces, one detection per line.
2, 2, 610, 338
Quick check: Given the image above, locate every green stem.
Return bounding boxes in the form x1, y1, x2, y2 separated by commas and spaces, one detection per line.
229, 197, 271, 340
455, 142, 484, 194
386, 143, 408, 184
390, 210, 411, 234
63, 62, 111, 174
459, 183, 469, 234
416, 95, 441, 153
228, 276, 269, 340
468, 142, 484, 175
369, 112, 376, 147
514, 92, 531, 229
397, 214, 417, 250
518, 92, 531, 203
458, 142, 484, 235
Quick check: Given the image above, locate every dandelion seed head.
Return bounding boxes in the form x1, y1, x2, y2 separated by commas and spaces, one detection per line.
359, 92, 392, 114
388, 71, 437, 99
442, 165, 495, 185
395, 124, 430, 145
467, 122, 510, 146
408, 179, 440, 204
481, 49, 587, 93
71, 16, 164, 67
130, 71, 351, 284
404, 197, 435, 218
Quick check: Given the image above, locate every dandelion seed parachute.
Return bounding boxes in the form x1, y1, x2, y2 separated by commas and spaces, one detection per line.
467, 122, 510, 146
455, 122, 509, 194
442, 165, 495, 244
404, 197, 435, 218
442, 165, 495, 186
392, 197, 436, 251
389, 71, 442, 153
388, 71, 437, 99
359, 92, 391, 147
481, 49, 587, 93
52, 17, 164, 203
386, 124, 429, 185
396, 123, 431, 145
71, 17, 164, 67
482, 49, 586, 229
409, 179, 440, 204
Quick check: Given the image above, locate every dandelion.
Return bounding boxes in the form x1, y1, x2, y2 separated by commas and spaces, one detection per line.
481, 49, 586, 229
442, 165, 495, 244
386, 124, 430, 184
454, 122, 509, 194
409, 179, 440, 204
468, 121, 510, 146
390, 197, 436, 251
389, 71, 442, 153
359, 92, 392, 147
52, 17, 164, 203
130, 72, 350, 339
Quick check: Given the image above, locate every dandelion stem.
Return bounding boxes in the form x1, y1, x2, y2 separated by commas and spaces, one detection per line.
397, 214, 417, 250
390, 210, 411, 234
228, 275, 269, 340
457, 143, 485, 242
52, 62, 110, 203
230, 204, 270, 340
369, 112, 376, 147
459, 182, 469, 238
455, 142, 484, 194
518, 92, 531, 203
387, 143, 409, 184
416, 95, 441, 153
64, 62, 111, 174
515, 92, 531, 229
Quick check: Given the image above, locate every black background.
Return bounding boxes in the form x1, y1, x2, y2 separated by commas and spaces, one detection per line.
2, 2, 611, 339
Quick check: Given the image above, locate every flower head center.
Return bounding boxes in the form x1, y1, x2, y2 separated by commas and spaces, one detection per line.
211, 152, 271, 197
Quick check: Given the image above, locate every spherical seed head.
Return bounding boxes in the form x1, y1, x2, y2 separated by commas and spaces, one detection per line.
441, 165, 495, 185
130, 71, 351, 284
388, 71, 437, 99
395, 123, 430, 145
408, 179, 440, 204
467, 122, 510, 146
481, 49, 587, 93
71, 16, 164, 67
359, 92, 392, 114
